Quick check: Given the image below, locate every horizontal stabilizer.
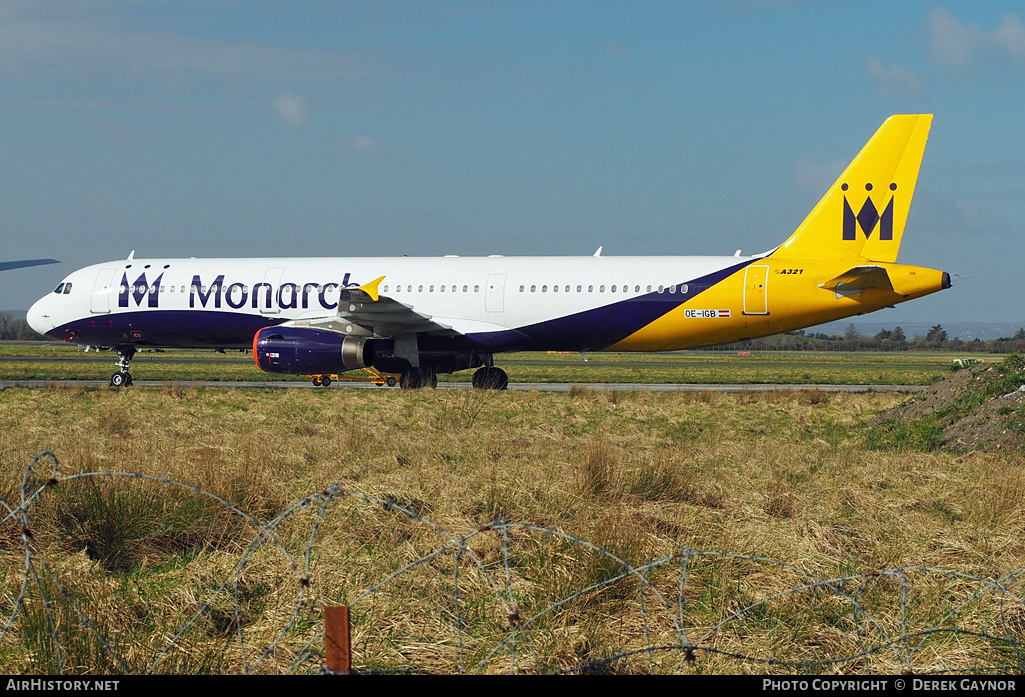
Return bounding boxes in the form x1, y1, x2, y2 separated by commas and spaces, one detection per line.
819, 265, 893, 297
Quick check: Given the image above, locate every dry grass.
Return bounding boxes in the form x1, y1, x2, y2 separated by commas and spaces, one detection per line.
0, 385, 1022, 673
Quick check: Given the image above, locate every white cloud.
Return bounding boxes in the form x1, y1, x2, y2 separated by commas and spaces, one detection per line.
795, 158, 845, 193
992, 12, 1025, 64
273, 94, 308, 126
928, 7, 1025, 75
865, 55, 928, 100
0, 4, 379, 87
354, 136, 379, 152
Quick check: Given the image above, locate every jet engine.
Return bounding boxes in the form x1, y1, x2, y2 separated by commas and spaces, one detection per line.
253, 326, 376, 375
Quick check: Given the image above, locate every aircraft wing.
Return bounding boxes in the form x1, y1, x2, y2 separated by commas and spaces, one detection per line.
0, 259, 59, 272
285, 276, 460, 338
819, 265, 893, 297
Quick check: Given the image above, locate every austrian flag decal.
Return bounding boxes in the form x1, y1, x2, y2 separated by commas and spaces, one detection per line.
684, 309, 731, 319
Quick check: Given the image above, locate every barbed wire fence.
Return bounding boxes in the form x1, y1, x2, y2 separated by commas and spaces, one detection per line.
1, 453, 1022, 675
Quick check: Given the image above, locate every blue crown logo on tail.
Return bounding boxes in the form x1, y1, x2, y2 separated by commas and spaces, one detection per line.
842, 182, 896, 241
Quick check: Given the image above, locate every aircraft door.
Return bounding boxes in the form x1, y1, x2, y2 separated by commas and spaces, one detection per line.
90, 268, 117, 314
258, 267, 285, 314
742, 265, 769, 315
485, 274, 506, 313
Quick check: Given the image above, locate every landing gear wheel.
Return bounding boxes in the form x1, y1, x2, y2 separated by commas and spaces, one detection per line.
321, 376, 332, 387
401, 368, 437, 390
472, 367, 508, 390
111, 345, 136, 387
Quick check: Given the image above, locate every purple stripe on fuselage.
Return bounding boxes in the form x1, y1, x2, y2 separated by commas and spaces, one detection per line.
47, 310, 288, 348
466, 259, 757, 351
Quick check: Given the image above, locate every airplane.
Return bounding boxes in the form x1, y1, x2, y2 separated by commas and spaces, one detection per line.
0, 259, 59, 272
27, 114, 949, 389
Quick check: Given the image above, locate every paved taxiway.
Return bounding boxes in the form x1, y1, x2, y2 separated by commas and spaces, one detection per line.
0, 380, 925, 393
0, 355, 950, 371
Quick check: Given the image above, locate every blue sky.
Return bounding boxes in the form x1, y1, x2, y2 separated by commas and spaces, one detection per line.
1, 1, 1023, 325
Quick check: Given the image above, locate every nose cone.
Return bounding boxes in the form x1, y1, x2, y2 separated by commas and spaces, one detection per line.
27, 296, 54, 337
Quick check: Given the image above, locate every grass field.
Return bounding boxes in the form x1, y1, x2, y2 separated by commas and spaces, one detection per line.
0, 383, 1022, 674
0, 343, 986, 385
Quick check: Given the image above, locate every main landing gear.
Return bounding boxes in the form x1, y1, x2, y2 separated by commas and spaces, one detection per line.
472, 366, 508, 390
400, 368, 438, 390
110, 346, 135, 387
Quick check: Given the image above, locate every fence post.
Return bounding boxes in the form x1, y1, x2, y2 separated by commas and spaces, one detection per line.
324, 605, 351, 674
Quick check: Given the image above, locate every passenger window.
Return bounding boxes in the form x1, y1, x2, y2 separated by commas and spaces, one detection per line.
611, 285, 617, 293
681, 284, 689, 294
576, 285, 582, 292
599, 285, 605, 293
462, 285, 468, 292
531, 285, 536, 293
474, 285, 479, 292
658, 285, 664, 293
553, 285, 559, 293
588, 285, 594, 292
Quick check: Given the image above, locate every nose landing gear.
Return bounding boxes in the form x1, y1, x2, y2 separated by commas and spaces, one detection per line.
110, 346, 135, 387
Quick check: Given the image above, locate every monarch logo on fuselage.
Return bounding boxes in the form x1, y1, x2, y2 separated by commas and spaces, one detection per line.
189, 272, 360, 311
118, 271, 364, 311
842, 183, 896, 241
118, 272, 164, 308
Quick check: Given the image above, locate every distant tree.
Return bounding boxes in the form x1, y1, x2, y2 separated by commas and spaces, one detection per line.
891, 326, 906, 343
844, 323, 860, 340
875, 329, 892, 341
926, 324, 948, 343
1014, 328, 1025, 341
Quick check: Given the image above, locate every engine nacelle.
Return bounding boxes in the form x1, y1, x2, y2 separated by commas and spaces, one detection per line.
253, 326, 376, 375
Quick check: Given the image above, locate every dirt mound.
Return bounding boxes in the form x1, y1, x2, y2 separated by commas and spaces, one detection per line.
875, 358, 1025, 452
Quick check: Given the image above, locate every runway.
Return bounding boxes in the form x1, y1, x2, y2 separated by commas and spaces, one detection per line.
0, 355, 949, 371
0, 379, 926, 393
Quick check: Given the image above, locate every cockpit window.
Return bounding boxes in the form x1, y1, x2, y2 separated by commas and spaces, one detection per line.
53, 283, 64, 294
63, 283, 72, 294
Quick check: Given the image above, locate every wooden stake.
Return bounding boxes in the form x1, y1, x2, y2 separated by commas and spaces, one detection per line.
324, 605, 351, 674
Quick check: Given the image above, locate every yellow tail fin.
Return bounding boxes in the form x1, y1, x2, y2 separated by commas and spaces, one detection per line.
775, 114, 932, 263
